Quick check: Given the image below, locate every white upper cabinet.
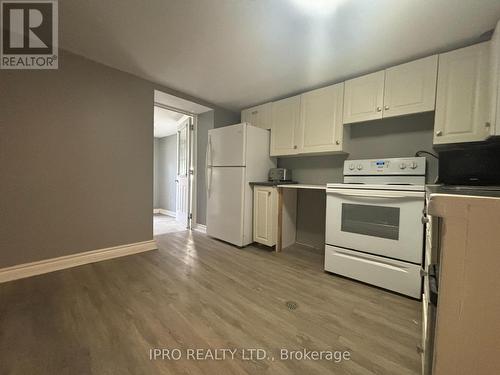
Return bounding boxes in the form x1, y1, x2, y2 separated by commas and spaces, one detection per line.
434, 42, 491, 145
343, 71, 385, 124
241, 102, 272, 130
344, 56, 438, 124
384, 55, 438, 118
299, 83, 344, 153
270, 95, 301, 156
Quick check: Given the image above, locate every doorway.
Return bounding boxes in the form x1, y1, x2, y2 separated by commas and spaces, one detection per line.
153, 104, 194, 236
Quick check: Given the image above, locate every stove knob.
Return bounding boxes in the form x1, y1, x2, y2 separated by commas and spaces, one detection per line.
348, 163, 355, 171
410, 161, 418, 169
356, 164, 363, 171
399, 162, 407, 170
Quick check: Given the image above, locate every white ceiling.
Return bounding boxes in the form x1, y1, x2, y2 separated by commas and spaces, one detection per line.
154, 107, 187, 138
60, 0, 500, 111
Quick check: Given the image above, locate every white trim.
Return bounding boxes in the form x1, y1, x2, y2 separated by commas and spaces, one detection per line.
0, 240, 157, 283
157, 209, 176, 217
193, 224, 207, 234
154, 208, 175, 217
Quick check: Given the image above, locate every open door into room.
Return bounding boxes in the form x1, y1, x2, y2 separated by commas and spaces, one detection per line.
153, 103, 194, 236
176, 116, 191, 228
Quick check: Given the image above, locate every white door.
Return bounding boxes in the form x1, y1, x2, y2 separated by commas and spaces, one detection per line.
241, 103, 272, 130
270, 95, 301, 156
176, 117, 190, 227
299, 83, 344, 153
206, 166, 245, 246
434, 42, 491, 144
208, 123, 246, 166
343, 71, 385, 124
325, 188, 425, 264
383, 55, 438, 118
253, 186, 277, 246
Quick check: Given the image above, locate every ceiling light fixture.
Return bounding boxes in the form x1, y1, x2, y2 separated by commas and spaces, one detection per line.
290, 0, 347, 16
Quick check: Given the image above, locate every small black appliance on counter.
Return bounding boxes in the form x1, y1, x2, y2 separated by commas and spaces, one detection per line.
437, 140, 500, 185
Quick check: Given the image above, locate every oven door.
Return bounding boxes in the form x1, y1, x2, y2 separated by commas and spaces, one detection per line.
326, 188, 425, 263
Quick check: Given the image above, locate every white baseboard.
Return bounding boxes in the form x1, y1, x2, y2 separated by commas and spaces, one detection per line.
193, 224, 207, 233
155, 208, 175, 217
0, 240, 157, 283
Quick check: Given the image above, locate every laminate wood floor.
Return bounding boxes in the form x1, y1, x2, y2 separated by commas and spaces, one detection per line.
153, 214, 187, 236
0, 231, 421, 375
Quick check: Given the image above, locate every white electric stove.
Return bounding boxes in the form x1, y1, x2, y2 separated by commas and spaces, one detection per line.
325, 157, 426, 298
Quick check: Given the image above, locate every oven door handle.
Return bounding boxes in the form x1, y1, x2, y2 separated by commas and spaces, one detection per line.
326, 188, 424, 199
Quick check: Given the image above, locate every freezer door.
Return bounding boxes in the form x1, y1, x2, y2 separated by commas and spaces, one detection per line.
208, 123, 246, 167
206, 166, 245, 246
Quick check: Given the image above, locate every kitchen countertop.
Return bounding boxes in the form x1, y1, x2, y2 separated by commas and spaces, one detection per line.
249, 181, 298, 186
426, 184, 500, 198
277, 184, 326, 190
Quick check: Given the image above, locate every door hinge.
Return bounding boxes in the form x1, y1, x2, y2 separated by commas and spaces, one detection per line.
189, 169, 194, 175
189, 213, 193, 219
190, 124, 194, 131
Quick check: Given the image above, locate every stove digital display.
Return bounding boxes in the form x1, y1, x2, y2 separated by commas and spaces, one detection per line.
374, 160, 389, 169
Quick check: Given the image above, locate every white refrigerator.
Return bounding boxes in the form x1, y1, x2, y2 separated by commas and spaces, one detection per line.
206, 123, 276, 247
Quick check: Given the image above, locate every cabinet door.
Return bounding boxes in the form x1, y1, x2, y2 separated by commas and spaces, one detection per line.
253, 186, 276, 246
270, 95, 301, 156
434, 42, 491, 144
343, 71, 385, 124
241, 103, 272, 130
384, 55, 438, 118
299, 83, 344, 153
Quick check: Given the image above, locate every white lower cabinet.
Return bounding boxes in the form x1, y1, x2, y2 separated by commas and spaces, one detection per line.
253, 186, 277, 247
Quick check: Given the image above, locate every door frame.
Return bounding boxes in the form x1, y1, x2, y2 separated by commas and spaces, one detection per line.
154, 101, 197, 230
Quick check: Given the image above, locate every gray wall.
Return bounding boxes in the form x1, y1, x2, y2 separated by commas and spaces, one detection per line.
278, 112, 437, 249
155, 134, 177, 211
196, 110, 215, 225
0, 50, 154, 268
0, 49, 238, 269
214, 109, 241, 129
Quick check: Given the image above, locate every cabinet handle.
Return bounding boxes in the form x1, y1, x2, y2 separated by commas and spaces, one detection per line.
416, 345, 424, 355
335, 140, 340, 145
293, 145, 297, 149
485, 122, 491, 128
435, 131, 442, 136
376, 106, 382, 112
384, 105, 389, 110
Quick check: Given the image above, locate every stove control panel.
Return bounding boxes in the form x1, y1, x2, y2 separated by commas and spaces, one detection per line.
344, 157, 426, 176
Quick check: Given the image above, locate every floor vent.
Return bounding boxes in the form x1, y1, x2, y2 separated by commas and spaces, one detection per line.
286, 301, 298, 310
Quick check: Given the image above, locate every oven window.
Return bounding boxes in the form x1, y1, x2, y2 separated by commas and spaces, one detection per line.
341, 204, 400, 240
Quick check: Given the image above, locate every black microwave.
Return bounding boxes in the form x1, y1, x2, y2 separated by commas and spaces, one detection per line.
437, 140, 500, 185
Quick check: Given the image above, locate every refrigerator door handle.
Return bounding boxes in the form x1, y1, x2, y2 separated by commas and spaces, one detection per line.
206, 137, 212, 197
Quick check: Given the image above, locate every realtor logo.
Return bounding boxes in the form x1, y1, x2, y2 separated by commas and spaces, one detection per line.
1, 0, 58, 69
